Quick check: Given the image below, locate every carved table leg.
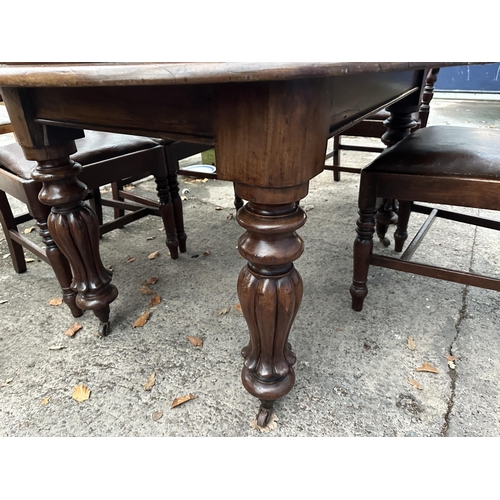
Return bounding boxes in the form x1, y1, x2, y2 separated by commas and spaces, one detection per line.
32, 155, 118, 336
237, 202, 305, 426
36, 214, 83, 318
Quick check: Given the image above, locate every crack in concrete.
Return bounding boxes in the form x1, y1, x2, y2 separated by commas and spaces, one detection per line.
440, 224, 478, 436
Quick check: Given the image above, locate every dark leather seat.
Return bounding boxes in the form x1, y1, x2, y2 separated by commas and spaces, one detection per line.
0, 130, 158, 179
365, 126, 500, 179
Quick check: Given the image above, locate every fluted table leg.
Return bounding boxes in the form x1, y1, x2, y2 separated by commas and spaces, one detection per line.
32, 154, 118, 336
237, 202, 305, 426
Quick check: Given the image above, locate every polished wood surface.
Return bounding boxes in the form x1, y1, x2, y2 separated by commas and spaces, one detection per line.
0, 62, 456, 86
0, 62, 465, 426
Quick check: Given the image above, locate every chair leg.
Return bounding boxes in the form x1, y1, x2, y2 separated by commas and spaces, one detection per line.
394, 200, 413, 252
88, 187, 104, 227
111, 181, 126, 220
350, 175, 377, 311
333, 135, 341, 182
154, 175, 180, 259
167, 169, 187, 254
234, 192, 244, 210
0, 190, 27, 273
375, 197, 398, 246
35, 212, 83, 318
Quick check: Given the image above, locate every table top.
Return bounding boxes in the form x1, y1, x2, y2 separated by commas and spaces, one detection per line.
0, 62, 459, 87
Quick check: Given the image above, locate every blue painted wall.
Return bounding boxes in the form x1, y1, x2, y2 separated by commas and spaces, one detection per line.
435, 63, 500, 92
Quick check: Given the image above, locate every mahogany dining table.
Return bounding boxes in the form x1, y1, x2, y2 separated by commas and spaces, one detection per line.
0, 62, 462, 426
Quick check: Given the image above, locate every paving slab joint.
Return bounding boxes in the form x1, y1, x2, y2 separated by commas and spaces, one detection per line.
440, 225, 477, 436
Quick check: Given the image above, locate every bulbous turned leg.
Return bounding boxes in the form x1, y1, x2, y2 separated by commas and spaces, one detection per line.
350, 192, 377, 312
237, 202, 305, 428
167, 170, 187, 254
154, 175, 180, 259
32, 155, 118, 336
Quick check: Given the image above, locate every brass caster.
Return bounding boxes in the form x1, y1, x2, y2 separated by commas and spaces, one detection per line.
257, 407, 272, 428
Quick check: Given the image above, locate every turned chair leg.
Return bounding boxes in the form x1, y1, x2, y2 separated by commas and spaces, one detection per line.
350, 175, 377, 311
333, 135, 341, 182
88, 187, 104, 226
375, 197, 398, 247
0, 190, 27, 273
167, 170, 187, 254
154, 175, 180, 259
234, 193, 244, 210
394, 200, 413, 252
111, 181, 126, 220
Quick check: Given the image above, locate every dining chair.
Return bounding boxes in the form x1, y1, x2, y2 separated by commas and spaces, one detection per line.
109, 139, 217, 257
325, 68, 440, 181
0, 130, 186, 319
350, 125, 500, 311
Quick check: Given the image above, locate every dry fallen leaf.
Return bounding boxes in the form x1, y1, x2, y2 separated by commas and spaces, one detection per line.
444, 355, 456, 362
40, 397, 50, 406
152, 410, 163, 421
48, 298, 63, 306
48, 345, 67, 351
146, 236, 155, 241
407, 336, 417, 351
171, 394, 196, 409
187, 335, 203, 347
203, 250, 211, 256
126, 257, 136, 263
234, 303, 242, 312
139, 286, 156, 295
65, 322, 82, 337
0, 299, 8, 305
1, 378, 13, 387
148, 294, 161, 308
416, 362, 439, 374
215, 206, 223, 210
23, 226, 36, 234
25, 258, 35, 263
72, 384, 91, 402
133, 310, 150, 328
124, 185, 135, 191
227, 213, 234, 220
148, 251, 160, 260
143, 373, 156, 391
218, 306, 231, 316
142, 277, 159, 286
408, 378, 423, 390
